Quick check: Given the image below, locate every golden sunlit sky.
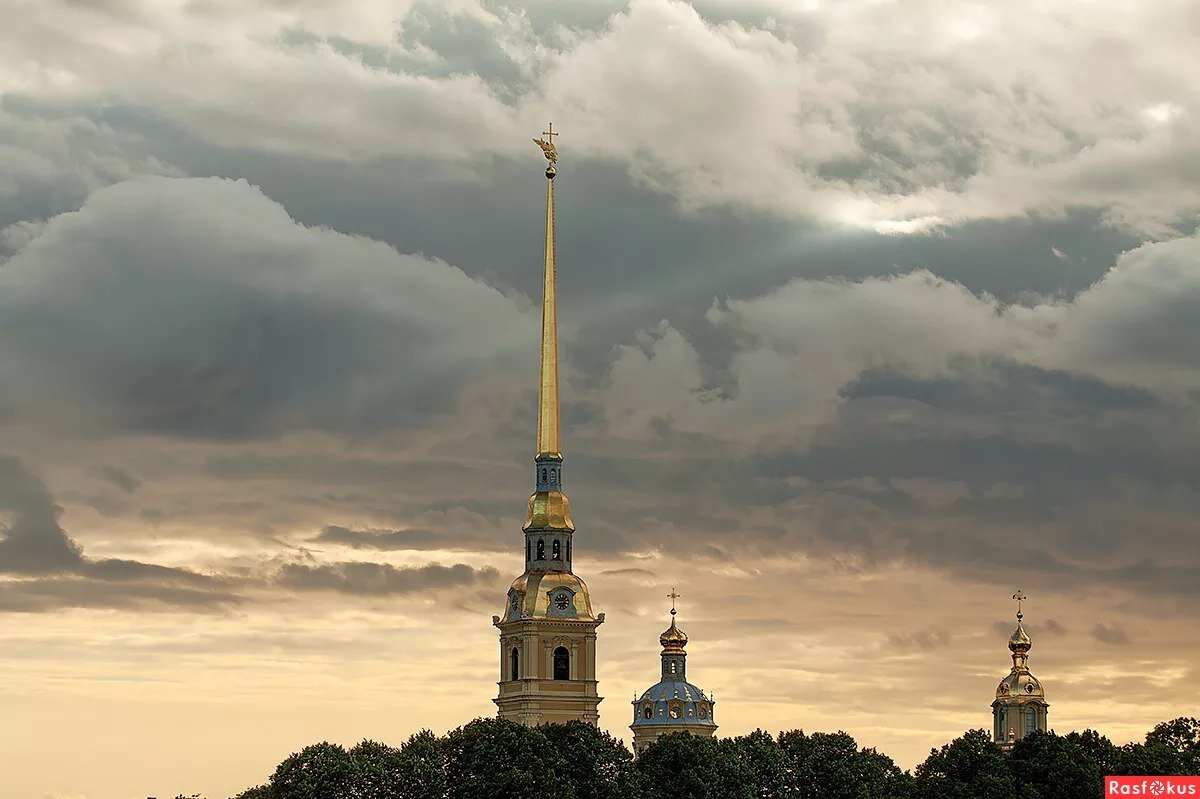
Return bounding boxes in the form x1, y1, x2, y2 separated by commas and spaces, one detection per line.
1, 2, 1199, 798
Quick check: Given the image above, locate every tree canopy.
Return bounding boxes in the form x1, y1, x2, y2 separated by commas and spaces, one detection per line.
225, 716, 1199, 799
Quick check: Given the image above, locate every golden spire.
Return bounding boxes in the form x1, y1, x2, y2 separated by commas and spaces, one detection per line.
523, 124, 573, 533
534, 122, 561, 461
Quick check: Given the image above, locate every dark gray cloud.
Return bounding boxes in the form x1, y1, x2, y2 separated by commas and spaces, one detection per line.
276, 560, 500, 595
887, 628, 952, 650
0, 175, 533, 440
3, 4, 1199, 788
1092, 622, 1132, 646
311, 525, 452, 551
92, 464, 141, 494
0, 455, 85, 573
1043, 619, 1068, 636
0, 577, 242, 613
0, 454, 239, 610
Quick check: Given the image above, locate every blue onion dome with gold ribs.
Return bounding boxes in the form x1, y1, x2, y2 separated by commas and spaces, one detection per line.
631, 607, 716, 730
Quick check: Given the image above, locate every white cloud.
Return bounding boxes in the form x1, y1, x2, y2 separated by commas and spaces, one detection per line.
3, 0, 1199, 234
603, 232, 1200, 440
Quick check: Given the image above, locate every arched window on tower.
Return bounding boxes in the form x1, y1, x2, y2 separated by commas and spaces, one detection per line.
541, 468, 548, 483
553, 646, 569, 680
642, 705, 653, 719
536, 540, 545, 560
526, 539, 531, 562
567, 540, 571, 562
550, 468, 557, 484
510, 647, 519, 681
552, 539, 560, 559
1025, 706, 1038, 735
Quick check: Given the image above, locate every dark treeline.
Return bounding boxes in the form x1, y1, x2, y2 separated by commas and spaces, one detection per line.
227, 716, 1199, 799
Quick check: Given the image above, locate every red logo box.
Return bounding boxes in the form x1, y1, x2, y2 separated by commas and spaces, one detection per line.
1106, 777, 1200, 796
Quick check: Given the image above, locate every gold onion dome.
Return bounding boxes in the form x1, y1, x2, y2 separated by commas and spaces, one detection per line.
660, 612, 688, 654
995, 592, 1045, 700
1009, 619, 1032, 653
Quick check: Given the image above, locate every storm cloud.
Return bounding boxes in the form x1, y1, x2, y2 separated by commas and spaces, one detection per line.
1, 3, 1198, 798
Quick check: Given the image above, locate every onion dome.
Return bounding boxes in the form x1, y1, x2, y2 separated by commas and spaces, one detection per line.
631, 596, 716, 736
1009, 619, 1032, 654
660, 614, 688, 654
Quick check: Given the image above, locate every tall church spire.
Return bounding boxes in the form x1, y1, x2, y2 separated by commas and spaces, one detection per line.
536, 122, 561, 461
494, 126, 603, 729
524, 123, 572, 532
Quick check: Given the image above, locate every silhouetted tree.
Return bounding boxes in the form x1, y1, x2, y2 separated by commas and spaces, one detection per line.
636, 732, 753, 799
726, 729, 787, 798
229, 715, 1200, 799
231, 786, 271, 799
1145, 717, 1200, 775
269, 741, 359, 799
1064, 729, 1122, 776
1009, 731, 1103, 799
349, 739, 409, 799
443, 717, 572, 799
778, 729, 910, 799
913, 729, 1014, 799
542, 720, 640, 799
393, 730, 448, 799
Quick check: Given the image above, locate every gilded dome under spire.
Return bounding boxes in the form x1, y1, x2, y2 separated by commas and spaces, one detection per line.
660, 614, 688, 654
1009, 619, 1032, 653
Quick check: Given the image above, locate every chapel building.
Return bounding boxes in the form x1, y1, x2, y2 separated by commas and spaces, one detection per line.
630, 594, 717, 753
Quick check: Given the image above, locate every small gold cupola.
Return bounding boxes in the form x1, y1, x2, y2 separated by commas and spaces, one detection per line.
992, 590, 1049, 748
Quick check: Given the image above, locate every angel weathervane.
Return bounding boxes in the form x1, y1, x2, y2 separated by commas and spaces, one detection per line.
533, 121, 559, 164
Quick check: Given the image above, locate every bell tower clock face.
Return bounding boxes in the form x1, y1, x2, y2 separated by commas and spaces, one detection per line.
554, 593, 570, 610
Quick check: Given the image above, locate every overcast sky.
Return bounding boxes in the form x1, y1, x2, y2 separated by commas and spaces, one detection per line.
2, 1, 1199, 797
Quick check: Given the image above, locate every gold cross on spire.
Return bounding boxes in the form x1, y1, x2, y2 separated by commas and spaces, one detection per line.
543, 121, 559, 142
1012, 589, 1027, 619
667, 587, 681, 615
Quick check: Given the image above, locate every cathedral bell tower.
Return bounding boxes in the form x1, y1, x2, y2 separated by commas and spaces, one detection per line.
492, 125, 604, 727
